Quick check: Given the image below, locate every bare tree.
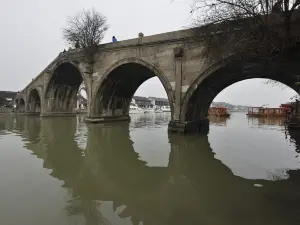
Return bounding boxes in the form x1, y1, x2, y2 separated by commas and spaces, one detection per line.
63, 8, 109, 61
189, 0, 300, 58
262, 79, 300, 100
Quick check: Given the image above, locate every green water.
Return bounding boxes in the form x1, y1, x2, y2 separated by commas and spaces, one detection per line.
0, 112, 299, 225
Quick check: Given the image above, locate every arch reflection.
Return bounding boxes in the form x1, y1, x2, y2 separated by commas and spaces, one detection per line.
208, 115, 229, 126
248, 116, 286, 127
14, 117, 300, 225
0, 114, 17, 135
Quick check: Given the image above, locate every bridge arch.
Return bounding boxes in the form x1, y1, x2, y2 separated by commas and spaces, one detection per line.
27, 88, 42, 115
43, 61, 88, 115
181, 51, 300, 126
90, 58, 174, 120
17, 98, 26, 113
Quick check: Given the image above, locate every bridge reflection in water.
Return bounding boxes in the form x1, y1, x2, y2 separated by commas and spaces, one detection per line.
0, 113, 300, 225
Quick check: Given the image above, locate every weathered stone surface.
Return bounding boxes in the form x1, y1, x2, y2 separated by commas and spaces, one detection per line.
15, 17, 300, 133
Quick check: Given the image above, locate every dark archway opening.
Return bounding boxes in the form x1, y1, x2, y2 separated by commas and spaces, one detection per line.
18, 98, 25, 113
27, 89, 41, 114
184, 58, 299, 124
45, 62, 83, 115
92, 62, 172, 119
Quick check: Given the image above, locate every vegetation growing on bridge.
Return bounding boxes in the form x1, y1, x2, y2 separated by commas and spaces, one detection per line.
63, 8, 109, 62
189, 0, 300, 58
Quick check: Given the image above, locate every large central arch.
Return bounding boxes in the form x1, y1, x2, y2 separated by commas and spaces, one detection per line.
179, 50, 300, 133
43, 61, 87, 116
27, 89, 41, 115
88, 58, 174, 122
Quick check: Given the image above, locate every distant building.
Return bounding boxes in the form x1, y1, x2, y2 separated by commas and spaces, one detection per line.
77, 94, 87, 109
132, 96, 153, 108
149, 97, 169, 107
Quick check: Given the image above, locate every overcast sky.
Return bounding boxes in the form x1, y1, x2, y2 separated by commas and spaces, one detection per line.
0, 0, 296, 107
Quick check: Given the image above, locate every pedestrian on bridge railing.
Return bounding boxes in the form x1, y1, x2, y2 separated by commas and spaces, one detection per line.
272, 0, 283, 13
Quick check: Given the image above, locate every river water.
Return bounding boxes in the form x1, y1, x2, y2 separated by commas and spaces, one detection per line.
0, 112, 300, 225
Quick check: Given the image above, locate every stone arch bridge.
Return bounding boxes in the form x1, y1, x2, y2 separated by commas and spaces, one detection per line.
15, 13, 300, 133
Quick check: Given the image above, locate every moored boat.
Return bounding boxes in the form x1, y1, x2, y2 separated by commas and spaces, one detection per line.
129, 103, 144, 114
161, 105, 171, 112
208, 107, 230, 117
247, 107, 261, 117
247, 105, 290, 117
144, 105, 164, 113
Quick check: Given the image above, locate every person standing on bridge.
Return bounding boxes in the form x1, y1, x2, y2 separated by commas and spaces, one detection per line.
272, 0, 283, 13
112, 36, 117, 43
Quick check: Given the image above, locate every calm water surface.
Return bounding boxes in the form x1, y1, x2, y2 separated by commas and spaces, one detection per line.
0, 112, 300, 225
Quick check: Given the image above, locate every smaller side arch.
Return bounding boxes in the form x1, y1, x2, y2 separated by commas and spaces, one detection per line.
43, 60, 89, 100
42, 60, 90, 115
27, 88, 42, 115
16, 97, 26, 113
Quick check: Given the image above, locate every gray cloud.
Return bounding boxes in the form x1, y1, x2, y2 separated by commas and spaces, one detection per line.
213, 79, 297, 107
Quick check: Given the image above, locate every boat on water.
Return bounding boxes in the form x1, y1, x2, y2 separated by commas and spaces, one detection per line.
247, 105, 289, 117
144, 108, 164, 113
129, 103, 144, 114
246, 107, 262, 117
161, 105, 171, 112
208, 107, 230, 117
143, 105, 164, 113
